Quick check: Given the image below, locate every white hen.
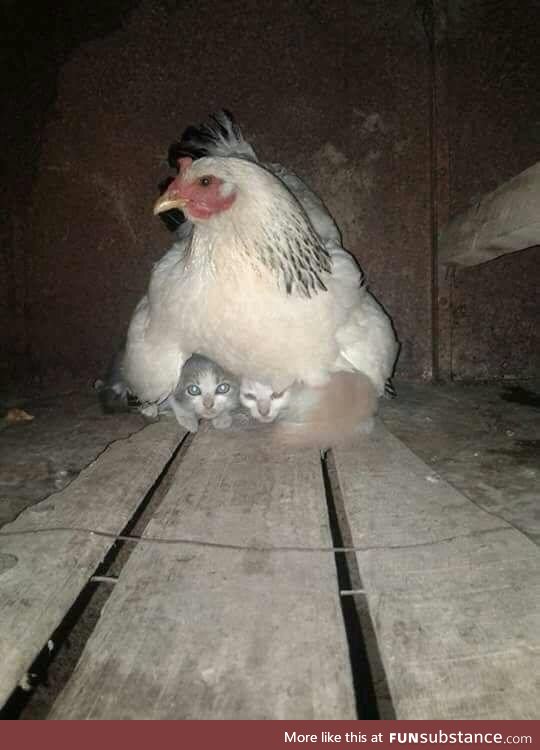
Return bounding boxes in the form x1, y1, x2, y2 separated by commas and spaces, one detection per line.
124, 112, 398, 420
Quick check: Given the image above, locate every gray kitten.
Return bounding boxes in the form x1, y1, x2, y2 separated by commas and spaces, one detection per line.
161, 354, 239, 432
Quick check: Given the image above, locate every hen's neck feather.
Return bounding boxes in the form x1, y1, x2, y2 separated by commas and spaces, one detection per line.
187, 159, 332, 298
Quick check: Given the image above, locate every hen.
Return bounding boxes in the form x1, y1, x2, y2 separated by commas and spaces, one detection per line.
123, 112, 398, 423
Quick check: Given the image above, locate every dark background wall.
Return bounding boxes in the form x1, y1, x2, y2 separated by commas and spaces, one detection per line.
447, 2, 540, 380
1, 0, 539, 387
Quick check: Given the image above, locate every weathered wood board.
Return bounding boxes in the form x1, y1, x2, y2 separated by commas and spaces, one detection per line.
51, 427, 356, 719
0, 420, 182, 709
333, 422, 540, 719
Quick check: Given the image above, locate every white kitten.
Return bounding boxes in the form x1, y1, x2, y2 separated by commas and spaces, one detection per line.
239, 378, 291, 423
241, 372, 378, 449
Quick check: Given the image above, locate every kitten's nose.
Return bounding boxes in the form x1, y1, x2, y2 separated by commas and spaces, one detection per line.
203, 395, 214, 409
258, 401, 270, 417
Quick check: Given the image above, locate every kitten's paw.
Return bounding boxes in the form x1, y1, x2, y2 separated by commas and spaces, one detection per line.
212, 413, 233, 430
165, 395, 199, 432
173, 413, 198, 432
140, 403, 159, 419
185, 417, 199, 433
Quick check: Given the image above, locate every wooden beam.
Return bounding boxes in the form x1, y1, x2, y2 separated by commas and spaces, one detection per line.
417, 0, 453, 380
439, 161, 540, 267
427, 0, 453, 381
0, 420, 182, 709
333, 422, 540, 719
51, 427, 356, 720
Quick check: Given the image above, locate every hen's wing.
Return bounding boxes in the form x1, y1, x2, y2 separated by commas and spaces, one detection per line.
123, 234, 191, 406
266, 163, 343, 251
333, 286, 399, 396
268, 164, 397, 394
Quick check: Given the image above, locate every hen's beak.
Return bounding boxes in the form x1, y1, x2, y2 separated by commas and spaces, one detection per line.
153, 191, 187, 215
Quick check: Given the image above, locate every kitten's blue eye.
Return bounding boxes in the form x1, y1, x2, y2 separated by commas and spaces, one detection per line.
186, 384, 201, 396
216, 383, 230, 394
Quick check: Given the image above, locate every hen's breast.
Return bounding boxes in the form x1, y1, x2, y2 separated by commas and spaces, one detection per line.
181, 263, 339, 387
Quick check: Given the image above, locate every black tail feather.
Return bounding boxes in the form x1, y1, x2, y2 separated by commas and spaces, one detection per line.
160, 109, 255, 233
384, 379, 397, 399
168, 109, 256, 167
95, 349, 140, 414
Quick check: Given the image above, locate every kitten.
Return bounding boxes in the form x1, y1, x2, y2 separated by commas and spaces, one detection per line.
241, 373, 377, 449
239, 379, 292, 423
162, 354, 239, 432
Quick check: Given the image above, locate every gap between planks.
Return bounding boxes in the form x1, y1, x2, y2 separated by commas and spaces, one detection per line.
50, 427, 358, 720
0, 420, 185, 712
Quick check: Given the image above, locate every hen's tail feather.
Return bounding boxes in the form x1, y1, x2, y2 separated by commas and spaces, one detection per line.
163, 110, 256, 233
95, 380, 129, 414
273, 372, 378, 450
168, 109, 257, 166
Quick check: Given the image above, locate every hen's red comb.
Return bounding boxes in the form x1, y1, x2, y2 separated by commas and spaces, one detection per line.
177, 156, 193, 174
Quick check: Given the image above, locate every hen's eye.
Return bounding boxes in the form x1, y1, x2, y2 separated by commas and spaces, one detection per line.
216, 383, 230, 394
199, 176, 212, 187
243, 393, 255, 400
186, 384, 201, 396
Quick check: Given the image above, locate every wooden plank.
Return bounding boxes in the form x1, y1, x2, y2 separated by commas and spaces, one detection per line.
0, 420, 182, 708
51, 427, 356, 719
332, 422, 540, 719
428, 0, 453, 381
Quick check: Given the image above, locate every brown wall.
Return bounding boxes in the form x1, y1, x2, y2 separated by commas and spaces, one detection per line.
447, 2, 540, 380
2, 1, 539, 386
0, 0, 139, 381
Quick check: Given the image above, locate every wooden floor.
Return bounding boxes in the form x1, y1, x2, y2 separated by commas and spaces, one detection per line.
0, 419, 538, 719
